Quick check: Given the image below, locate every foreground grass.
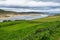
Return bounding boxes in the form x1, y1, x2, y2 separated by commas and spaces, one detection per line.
0, 15, 60, 40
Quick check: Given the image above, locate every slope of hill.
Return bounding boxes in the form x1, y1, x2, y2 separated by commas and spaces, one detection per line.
0, 14, 60, 40
0, 9, 13, 13
0, 9, 48, 14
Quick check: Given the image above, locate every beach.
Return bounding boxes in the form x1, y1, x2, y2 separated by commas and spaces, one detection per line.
0, 13, 48, 22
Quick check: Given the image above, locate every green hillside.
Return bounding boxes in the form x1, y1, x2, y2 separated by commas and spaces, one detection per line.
0, 9, 16, 14
0, 14, 60, 40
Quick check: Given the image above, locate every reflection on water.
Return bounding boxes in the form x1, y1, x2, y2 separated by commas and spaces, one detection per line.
0, 14, 48, 22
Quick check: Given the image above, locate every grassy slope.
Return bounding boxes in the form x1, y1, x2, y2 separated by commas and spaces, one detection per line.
0, 14, 60, 40
0, 9, 16, 14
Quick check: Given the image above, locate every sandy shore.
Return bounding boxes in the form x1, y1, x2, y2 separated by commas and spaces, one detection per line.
0, 13, 43, 20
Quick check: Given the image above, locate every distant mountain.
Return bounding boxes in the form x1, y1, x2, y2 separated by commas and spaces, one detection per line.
0, 9, 15, 14
0, 9, 50, 15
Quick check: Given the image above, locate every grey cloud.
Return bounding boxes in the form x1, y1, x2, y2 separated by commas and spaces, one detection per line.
34, 0, 60, 3
0, 0, 6, 1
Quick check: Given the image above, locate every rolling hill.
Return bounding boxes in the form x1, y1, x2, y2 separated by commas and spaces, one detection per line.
0, 13, 60, 40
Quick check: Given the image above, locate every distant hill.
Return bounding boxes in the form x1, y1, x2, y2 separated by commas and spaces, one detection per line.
0, 9, 6, 13
0, 9, 15, 14
0, 9, 48, 14
18, 12, 46, 14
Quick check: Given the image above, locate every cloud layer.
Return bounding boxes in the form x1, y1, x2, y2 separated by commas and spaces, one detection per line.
0, 0, 60, 6
0, 0, 60, 13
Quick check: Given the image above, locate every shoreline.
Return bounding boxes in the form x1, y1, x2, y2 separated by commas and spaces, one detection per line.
0, 13, 48, 19
0, 13, 48, 22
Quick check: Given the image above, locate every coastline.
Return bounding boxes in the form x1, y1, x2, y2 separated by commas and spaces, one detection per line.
0, 13, 48, 22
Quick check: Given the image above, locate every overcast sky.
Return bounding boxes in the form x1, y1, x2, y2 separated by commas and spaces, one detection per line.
0, 0, 60, 6
0, 0, 60, 13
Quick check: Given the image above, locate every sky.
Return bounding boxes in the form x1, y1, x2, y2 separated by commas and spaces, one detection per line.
0, 0, 60, 13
